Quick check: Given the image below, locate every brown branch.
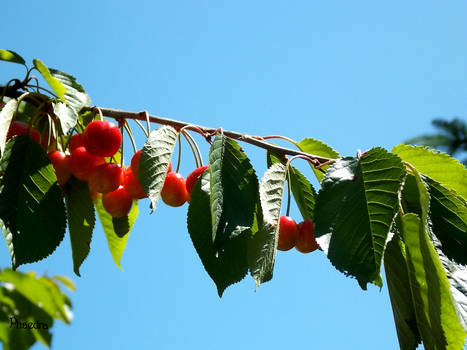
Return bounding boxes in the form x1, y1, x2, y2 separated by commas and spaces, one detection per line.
81, 106, 334, 163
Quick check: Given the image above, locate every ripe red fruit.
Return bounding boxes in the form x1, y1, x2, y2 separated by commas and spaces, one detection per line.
88, 163, 124, 194
82, 120, 122, 157
296, 220, 319, 253
277, 216, 299, 251
69, 146, 105, 180
6, 121, 41, 144
69, 133, 84, 152
102, 186, 133, 218
185, 165, 210, 195
48, 151, 72, 185
160, 172, 189, 207
123, 168, 147, 199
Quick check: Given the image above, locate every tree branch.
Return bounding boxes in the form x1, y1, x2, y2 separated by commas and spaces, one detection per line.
81, 106, 334, 164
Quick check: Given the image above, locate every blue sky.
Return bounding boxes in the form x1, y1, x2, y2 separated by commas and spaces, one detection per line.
2, 1, 467, 349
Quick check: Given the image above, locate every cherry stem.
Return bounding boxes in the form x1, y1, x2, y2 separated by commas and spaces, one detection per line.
123, 121, 138, 154
285, 165, 292, 217
262, 135, 297, 146
176, 133, 182, 173
81, 107, 332, 163
133, 119, 149, 138
180, 125, 205, 165
182, 130, 200, 168
120, 124, 124, 168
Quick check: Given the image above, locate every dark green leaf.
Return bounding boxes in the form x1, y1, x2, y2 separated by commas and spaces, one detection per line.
187, 172, 249, 297
384, 233, 422, 350
297, 138, 339, 181
401, 213, 467, 349
139, 126, 178, 210
248, 163, 287, 287
32, 59, 66, 101
314, 147, 406, 288
290, 166, 316, 221
0, 99, 18, 155
95, 198, 138, 269
65, 178, 95, 277
208, 134, 258, 249
0, 50, 25, 65
0, 136, 66, 269
424, 176, 467, 265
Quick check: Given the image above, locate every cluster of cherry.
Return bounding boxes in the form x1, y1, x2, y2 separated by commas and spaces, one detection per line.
277, 216, 319, 254
7, 118, 209, 217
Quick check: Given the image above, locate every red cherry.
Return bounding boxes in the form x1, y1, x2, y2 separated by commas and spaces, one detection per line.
88, 163, 124, 194
6, 121, 41, 144
160, 172, 189, 207
186, 165, 210, 195
130, 150, 142, 177
83, 120, 122, 157
122, 168, 147, 199
102, 186, 133, 218
69, 133, 84, 152
277, 216, 298, 251
69, 146, 105, 180
296, 220, 319, 253
48, 151, 72, 185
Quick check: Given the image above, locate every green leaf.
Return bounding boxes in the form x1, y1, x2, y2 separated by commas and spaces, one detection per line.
0, 136, 66, 269
49, 68, 91, 112
32, 59, 66, 101
53, 101, 78, 136
0, 99, 18, 156
187, 172, 249, 296
433, 238, 467, 333
0, 50, 25, 65
297, 138, 339, 181
401, 213, 467, 350
424, 176, 467, 265
95, 198, 138, 269
139, 126, 178, 211
314, 147, 406, 288
384, 233, 422, 350
393, 144, 467, 202
64, 178, 95, 277
208, 134, 259, 249
0, 287, 53, 349
0, 269, 72, 324
290, 166, 317, 221
52, 275, 76, 292
248, 163, 287, 287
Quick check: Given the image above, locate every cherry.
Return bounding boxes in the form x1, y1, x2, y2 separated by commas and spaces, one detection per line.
88, 163, 124, 194
122, 168, 147, 199
82, 120, 122, 157
102, 186, 133, 218
69, 146, 105, 180
295, 220, 319, 253
277, 216, 298, 251
186, 165, 210, 195
69, 133, 84, 152
160, 172, 189, 207
6, 121, 41, 144
48, 151, 72, 185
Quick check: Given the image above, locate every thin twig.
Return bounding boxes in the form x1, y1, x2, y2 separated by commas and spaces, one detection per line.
81, 106, 334, 164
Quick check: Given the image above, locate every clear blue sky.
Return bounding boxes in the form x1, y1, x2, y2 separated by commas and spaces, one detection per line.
2, 1, 467, 349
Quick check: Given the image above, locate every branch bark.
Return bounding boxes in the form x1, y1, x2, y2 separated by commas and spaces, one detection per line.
81, 106, 334, 164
